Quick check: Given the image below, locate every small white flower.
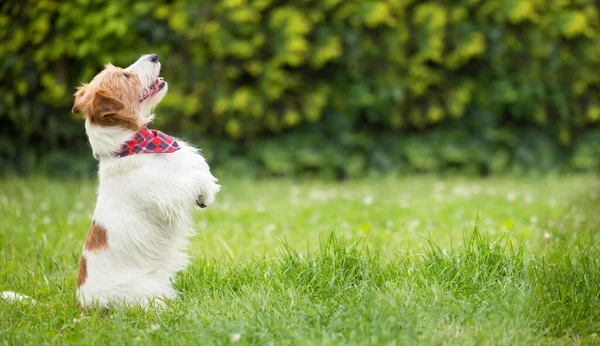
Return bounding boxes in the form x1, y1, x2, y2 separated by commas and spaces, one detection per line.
408, 220, 421, 230
264, 224, 276, 234
363, 195, 373, 205
309, 189, 328, 201
506, 192, 516, 201
150, 324, 160, 331
231, 333, 242, 342
544, 231, 552, 244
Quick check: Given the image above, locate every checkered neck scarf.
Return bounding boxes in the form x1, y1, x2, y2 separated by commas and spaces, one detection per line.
115, 126, 180, 158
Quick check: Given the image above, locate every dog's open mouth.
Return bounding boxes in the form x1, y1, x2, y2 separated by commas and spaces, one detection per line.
139, 77, 166, 102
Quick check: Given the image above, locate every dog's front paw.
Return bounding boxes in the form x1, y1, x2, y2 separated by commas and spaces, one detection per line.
196, 199, 207, 208
196, 182, 220, 208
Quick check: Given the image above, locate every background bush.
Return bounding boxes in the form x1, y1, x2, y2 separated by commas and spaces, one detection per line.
1, 0, 599, 178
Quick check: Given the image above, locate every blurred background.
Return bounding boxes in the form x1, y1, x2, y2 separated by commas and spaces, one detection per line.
1, 0, 599, 179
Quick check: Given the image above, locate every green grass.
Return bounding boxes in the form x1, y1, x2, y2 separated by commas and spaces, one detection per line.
1, 175, 599, 345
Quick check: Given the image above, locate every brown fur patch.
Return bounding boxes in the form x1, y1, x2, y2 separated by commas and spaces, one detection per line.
77, 255, 87, 288
85, 220, 109, 252
72, 65, 141, 130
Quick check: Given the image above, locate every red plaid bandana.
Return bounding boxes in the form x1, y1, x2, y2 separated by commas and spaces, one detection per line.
115, 126, 180, 158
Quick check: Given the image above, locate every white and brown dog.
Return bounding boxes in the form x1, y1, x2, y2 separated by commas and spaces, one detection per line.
72, 54, 220, 309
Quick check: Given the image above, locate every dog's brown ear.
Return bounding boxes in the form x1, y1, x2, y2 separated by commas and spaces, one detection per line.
91, 88, 125, 119
72, 84, 88, 114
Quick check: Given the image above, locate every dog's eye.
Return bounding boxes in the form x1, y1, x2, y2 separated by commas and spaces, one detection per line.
123, 73, 130, 79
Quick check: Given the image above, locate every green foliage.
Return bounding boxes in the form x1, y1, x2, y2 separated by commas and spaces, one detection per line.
206, 111, 587, 178
1, 0, 599, 177
530, 241, 600, 336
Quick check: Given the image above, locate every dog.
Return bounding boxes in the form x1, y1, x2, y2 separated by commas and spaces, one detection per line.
71, 54, 220, 309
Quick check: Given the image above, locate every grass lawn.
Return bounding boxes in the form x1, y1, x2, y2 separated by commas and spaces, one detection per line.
1, 175, 599, 345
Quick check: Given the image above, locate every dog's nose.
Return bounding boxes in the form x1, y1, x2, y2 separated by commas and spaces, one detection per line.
149, 54, 158, 62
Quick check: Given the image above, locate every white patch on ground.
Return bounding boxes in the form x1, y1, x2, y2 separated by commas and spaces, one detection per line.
0, 291, 36, 303
230, 333, 242, 342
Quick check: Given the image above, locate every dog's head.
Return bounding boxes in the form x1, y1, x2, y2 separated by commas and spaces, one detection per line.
72, 54, 168, 130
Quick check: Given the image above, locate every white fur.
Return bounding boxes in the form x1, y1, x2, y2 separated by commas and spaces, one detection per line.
125, 54, 168, 125
77, 55, 220, 309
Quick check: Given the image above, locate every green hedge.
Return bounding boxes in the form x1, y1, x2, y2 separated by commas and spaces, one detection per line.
1, 0, 599, 177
